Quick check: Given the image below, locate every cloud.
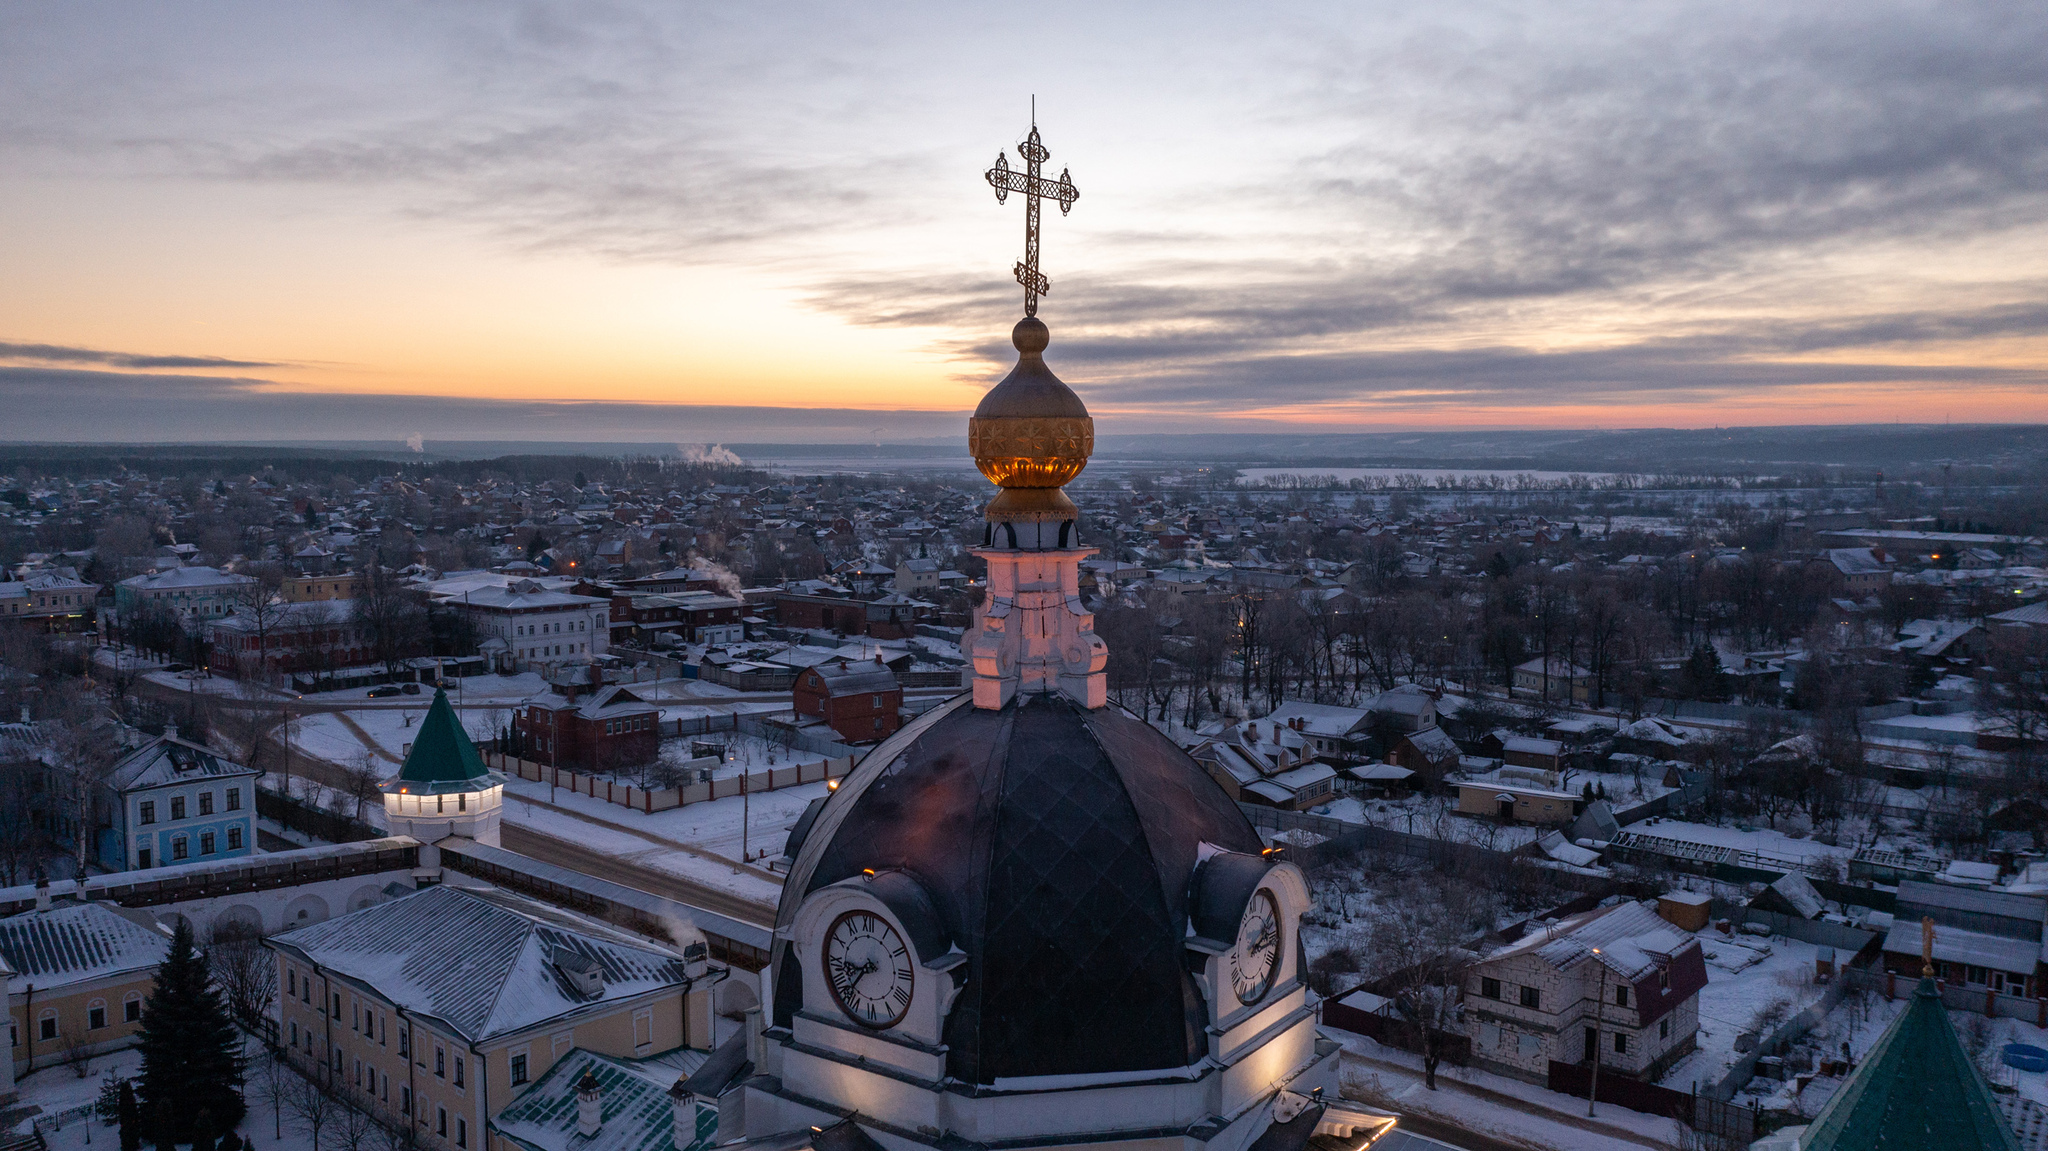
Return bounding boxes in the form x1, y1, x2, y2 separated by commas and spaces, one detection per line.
0, 340, 282, 370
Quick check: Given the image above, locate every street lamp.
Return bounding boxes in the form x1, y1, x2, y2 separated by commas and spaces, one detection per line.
1589, 947, 1606, 1118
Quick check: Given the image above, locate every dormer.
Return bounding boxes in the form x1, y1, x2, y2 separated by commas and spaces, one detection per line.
552, 946, 605, 999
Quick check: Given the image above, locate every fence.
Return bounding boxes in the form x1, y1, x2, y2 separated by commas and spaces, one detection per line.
736, 715, 861, 759
1705, 900, 1882, 953
488, 750, 856, 814
1321, 996, 1470, 1067
256, 785, 382, 844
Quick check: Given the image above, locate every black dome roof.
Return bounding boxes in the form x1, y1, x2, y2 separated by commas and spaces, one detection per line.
775, 692, 1264, 1085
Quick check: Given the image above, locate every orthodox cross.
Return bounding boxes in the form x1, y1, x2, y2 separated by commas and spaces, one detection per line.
985, 121, 1079, 318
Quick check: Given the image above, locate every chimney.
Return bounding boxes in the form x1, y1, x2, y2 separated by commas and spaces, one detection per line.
17, 705, 25, 724
575, 1069, 603, 1137
164, 721, 178, 742
667, 1080, 695, 1151
34, 874, 50, 912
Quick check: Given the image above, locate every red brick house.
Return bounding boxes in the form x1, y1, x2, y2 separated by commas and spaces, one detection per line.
792, 659, 903, 744
776, 592, 869, 636
514, 684, 662, 771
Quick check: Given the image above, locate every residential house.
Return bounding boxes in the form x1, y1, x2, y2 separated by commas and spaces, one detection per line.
1511, 658, 1596, 703
516, 685, 663, 773
1879, 881, 2043, 998
1813, 547, 1893, 598
101, 727, 260, 871
1389, 726, 1462, 780
1366, 684, 1439, 735
283, 572, 362, 602
1263, 700, 1373, 759
791, 660, 903, 745
1463, 901, 1706, 1085
267, 885, 717, 1151
894, 555, 941, 596
2, 892, 171, 1088
1453, 766, 1581, 825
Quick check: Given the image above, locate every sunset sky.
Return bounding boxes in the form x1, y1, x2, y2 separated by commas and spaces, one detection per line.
3, 1, 2046, 443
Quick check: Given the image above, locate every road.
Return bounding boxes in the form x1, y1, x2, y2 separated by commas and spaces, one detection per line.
499, 822, 777, 926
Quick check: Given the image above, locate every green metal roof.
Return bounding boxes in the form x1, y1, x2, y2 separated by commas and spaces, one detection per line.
1800, 977, 2020, 1151
394, 687, 490, 786
491, 1048, 716, 1151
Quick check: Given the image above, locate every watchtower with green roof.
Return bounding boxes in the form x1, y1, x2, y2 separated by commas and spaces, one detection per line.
1765, 973, 2022, 1151
382, 687, 506, 847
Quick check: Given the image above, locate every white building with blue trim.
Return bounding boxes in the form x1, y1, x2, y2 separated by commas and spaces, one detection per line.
101, 726, 260, 872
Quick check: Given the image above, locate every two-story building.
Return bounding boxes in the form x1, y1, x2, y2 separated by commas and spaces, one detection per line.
114, 566, 259, 623
0, 570, 98, 632
514, 685, 663, 772
2, 891, 171, 1089
1462, 901, 1707, 1085
790, 660, 902, 744
265, 885, 718, 1151
283, 572, 362, 602
205, 599, 372, 681
450, 581, 610, 670
100, 727, 260, 871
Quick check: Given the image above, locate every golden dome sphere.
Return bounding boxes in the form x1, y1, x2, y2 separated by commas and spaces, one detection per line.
969, 318, 1094, 522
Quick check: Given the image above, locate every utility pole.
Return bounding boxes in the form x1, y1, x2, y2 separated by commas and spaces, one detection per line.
741, 763, 750, 862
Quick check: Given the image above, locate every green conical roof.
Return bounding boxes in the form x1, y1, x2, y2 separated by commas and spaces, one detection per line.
394, 688, 490, 788
1801, 978, 2020, 1151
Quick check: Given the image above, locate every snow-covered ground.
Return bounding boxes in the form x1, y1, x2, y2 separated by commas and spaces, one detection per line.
500, 788, 787, 904
1660, 931, 1835, 1092
1317, 795, 1544, 852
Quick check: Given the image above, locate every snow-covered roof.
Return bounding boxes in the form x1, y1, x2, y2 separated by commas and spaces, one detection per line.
118, 566, 255, 591
1269, 762, 1338, 791
0, 901, 170, 986
1486, 901, 1693, 982
268, 886, 692, 1043
1881, 919, 2038, 975
1536, 830, 1602, 868
1263, 700, 1370, 737
106, 731, 256, 792
1617, 718, 1687, 745
491, 1048, 715, 1151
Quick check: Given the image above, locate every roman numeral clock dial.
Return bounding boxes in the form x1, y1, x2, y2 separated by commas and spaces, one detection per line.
1230, 890, 1281, 1005
824, 910, 914, 1029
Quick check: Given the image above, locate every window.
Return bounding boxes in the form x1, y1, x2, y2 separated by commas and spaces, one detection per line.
170, 796, 186, 820
1659, 965, 1670, 990
400, 1028, 410, 1058
453, 1054, 464, 1088
227, 826, 243, 850
124, 994, 141, 1022
511, 1052, 529, 1085
139, 801, 156, 825
333, 992, 342, 1018
355, 1059, 363, 1087
437, 1107, 448, 1137
1480, 977, 1501, 1000
290, 1021, 299, 1046
1613, 1032, 1628, 1055
401, 1087, 412, 1115
873, 696, 882, 709
456, 1118, 467, 1148
1519, 986, 1541, 1010
199, 832, 216, 855
39, 1013, 57, 1041
437, 795, 445, 813
226, 788, 241, 811
1968, 965, 1990, 987
1615, 985, 1629, 1007
332, 1046, 342, 1071
171, 837, 188, 861
435, 1046, 445, 1077
458, 793, 465, 812
88, 1002, 106, 1030
289, 969, 296, 996
198, 792, 214, 816
138, 848, 151, 868
1660, 1019, 1670, 1040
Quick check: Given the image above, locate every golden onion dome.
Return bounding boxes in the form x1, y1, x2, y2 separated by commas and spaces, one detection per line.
969, 317, 1094, 522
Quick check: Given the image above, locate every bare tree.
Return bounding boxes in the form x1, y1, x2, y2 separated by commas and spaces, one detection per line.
1359, 875, 1494, 1090
210, 922, 278, 1029
253, 1047, 293, 1140
286, 1072, 339, 1151
340, 753, 385, 823
333, 1097, 381, 1151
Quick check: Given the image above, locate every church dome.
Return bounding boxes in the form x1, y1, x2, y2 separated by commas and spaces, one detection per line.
774, 691, 1265, 1084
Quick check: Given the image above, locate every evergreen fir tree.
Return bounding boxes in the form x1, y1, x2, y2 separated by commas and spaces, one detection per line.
118, 1080, 141, 1151
136, 921, 247, 1146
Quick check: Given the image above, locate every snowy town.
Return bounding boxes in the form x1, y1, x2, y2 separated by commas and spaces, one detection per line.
0, 434, 2042, 1151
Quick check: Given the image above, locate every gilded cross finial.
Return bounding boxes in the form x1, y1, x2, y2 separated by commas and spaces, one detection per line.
985, 117, 1079, 318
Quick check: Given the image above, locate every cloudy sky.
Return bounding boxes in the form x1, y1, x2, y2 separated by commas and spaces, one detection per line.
3, 1, 2045, 443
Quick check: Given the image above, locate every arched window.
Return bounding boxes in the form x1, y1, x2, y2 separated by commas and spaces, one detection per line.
38, 1008, 58, 1041
87, 999, 107, 1030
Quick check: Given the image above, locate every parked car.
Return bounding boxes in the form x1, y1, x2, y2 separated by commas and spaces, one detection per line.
367, 685, 402, 698
400, 682, 423, 695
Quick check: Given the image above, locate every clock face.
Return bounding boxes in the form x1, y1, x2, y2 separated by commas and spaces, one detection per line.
823, 910, 914, 1029
1229, 890, 1282, 1005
